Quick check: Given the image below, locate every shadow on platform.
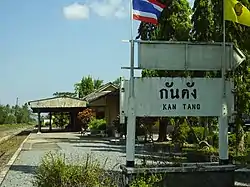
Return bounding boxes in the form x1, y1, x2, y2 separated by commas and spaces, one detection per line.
10, 165, 38, 175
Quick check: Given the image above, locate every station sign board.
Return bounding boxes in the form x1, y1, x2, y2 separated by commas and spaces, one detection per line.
120, 77, 234, 117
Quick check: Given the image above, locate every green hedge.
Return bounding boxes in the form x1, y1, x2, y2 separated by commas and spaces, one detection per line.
88, 118, 106, 131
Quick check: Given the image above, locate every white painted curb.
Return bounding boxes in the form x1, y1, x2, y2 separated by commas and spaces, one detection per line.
0, 133, 31, 186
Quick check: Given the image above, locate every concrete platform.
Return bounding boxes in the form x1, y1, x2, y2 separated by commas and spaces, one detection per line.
0, 132, 249, 187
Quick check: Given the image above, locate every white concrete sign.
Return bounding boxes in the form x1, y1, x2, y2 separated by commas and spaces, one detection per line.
121, 77, 234, 117
137, 41, 246, 70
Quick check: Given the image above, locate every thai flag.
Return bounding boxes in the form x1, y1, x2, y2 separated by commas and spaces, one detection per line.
132, 0, 166, 24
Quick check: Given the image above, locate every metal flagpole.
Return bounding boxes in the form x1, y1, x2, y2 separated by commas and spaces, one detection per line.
126, 0, 136, 167
219, 0, 229, 165
129, 0, 135, 94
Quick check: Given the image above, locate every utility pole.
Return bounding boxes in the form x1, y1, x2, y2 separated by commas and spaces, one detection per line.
16, 97, 19, 106
15, 97, 19, 124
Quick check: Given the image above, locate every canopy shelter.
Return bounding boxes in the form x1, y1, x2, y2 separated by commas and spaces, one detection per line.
28, 96, 87, 133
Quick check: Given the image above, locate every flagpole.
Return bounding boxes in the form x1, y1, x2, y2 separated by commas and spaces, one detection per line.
219, 0, 229, 165
126, 0, 136, 167
130, 0, 134, 42
129, 0, 135, 97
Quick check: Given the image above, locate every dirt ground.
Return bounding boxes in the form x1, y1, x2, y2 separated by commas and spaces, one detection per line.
0, 124, 31, 139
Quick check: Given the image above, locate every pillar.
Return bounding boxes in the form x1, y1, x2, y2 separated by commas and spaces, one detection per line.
49, 112, 52, 131
126, 97, 136, 167
70, 112, 73, 131
219, 100, 229, 165
37, 112, 42, 134
72, 112, 77, 131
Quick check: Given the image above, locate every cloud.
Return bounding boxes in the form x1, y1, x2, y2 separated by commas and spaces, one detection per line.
89, 0, 127, 19
63, 3, 90, 20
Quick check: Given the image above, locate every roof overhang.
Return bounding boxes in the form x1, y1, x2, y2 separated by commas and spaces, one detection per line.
28, 96, 87, 112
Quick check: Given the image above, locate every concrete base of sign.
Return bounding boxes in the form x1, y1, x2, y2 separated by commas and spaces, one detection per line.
219, 159, 229, 165
235, 168, 250, 185
120, 163, 236, 187
126, 161, 135, 167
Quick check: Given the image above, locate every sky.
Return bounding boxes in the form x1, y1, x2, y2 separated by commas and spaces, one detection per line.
0, 0, 194, 105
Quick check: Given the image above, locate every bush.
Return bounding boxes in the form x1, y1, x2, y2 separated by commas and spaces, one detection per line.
245, 132, 250, 148
228, 133, 236, 148
78, 108, 95, 128
33, 152, 118, 187
210, 133, 219, 148
187, 127, 204, 144
178, 122, 190, 144
33, 152, 165, 187
130, 173, 163, 187
88, 118, 106, 131
171, 119, 190, 145
44, 122, 50, 126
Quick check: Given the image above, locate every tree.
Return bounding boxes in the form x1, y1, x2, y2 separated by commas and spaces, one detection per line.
192, 0, 250, 153
53, 92, 76, 97
52, 113, 70, 128
191, 0, 214, 42
190, 0, 218, 145
137, 0, 192, 142
113, 78, 121, 86
77, 108, 95, 129
0, 103, 35, 125
94, 79, 103, 89
74, 76, 103, 98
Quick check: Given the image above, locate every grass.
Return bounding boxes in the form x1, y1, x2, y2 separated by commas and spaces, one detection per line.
0, 123, 33, 138
0, 131, 30, 171
33, 152, 120, 187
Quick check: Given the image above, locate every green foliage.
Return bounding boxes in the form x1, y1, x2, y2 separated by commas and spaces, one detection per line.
74, 75, 103, 98
172, 119, 190, 145
88, 118, 106, 131
53, 92, 76, 97
187, 127, 204, 143
229, 133, 237, 148
198, 146, 218, 155
191, 0, 214, 41
137, 0, 192, 42
246, 132, 250, 148
0, 103, 35, 124
33, 152, 117, 187
130, 174, 163, 187
52, 92, 77, 128
52, 113, 69, 128
208, 133, 219, 148
192, 0, 250, 153
137, 0, 250, 152
112, 77, 121, 86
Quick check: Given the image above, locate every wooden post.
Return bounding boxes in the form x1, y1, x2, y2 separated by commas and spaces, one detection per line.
49, 112, 52, 131
37, 112, 42, 134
